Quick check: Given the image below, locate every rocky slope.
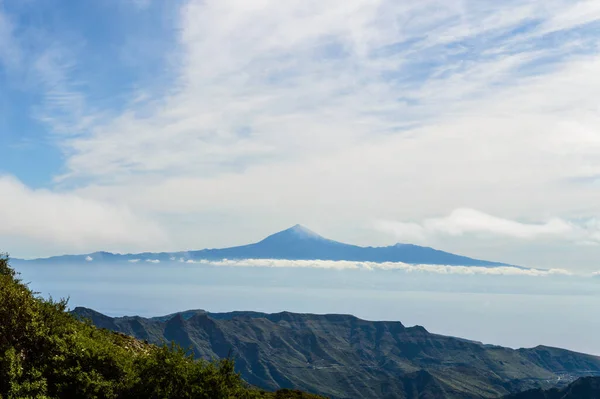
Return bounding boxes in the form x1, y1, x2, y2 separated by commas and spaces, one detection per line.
73, 307, 600, 399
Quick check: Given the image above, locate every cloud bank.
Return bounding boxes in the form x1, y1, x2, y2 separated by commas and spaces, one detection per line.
375, 208, 600, 245
0, 176, 166, 257
185, 258, 571, 277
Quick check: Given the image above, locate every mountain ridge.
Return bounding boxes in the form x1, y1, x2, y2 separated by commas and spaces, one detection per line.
17, 224, 512, 267
73, 307, 600, 399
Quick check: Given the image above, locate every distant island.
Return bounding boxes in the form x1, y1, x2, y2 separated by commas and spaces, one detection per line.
16, 224, 511, 267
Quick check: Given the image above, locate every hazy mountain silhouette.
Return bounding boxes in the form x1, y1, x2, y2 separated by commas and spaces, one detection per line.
18, 225, 510, 267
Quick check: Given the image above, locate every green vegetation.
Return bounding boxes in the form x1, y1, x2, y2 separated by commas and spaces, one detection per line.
0, 254, 324, 399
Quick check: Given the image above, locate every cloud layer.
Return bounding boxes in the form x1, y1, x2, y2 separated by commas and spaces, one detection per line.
185, 258, 571, 277
0, 176, 166, 257
375, 208, 600, 244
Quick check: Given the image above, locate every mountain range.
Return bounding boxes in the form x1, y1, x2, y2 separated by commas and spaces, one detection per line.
19, 224, 510, 267
73, 307, 600, 399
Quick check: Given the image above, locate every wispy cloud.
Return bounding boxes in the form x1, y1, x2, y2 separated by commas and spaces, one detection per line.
63, 1, 600, 225
537, 0, 600, 34
185, 258, 572, 277
129, 0, 152, 10
56, 0, 600, 184
0, 4, 20, 70
32, 45, 99, 137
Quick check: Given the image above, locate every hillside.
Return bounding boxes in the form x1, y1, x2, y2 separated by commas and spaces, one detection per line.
0, 254, 323, 399
17, 225, 510, 267
503, 377, 600, 398
73, 307, 600, 399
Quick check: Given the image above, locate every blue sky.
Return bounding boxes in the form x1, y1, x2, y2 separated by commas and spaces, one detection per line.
0, 0, 171, 184
1, 0, 600, 271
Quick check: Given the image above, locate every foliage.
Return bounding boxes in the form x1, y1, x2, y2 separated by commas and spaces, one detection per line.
0, 255, 325, 399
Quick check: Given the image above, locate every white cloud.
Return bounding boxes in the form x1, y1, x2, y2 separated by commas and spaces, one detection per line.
55, 0, 600, 185
145, 259, 160, 264
74, 54, 600, 228
187, 258, 572, 277
85, 256, 93, 262
67, 2, 600, 204
376, 209, 600, 245
376, 208, 576, 240
128, 259, 141, 263
0, 175, 167, 257
538, 0, 600, 35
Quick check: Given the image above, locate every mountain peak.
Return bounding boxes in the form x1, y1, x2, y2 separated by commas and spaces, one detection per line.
287, 224, 322, 238
258, 224, 330, 244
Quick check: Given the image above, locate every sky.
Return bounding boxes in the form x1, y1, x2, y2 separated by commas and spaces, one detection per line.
1, 0, 600, 271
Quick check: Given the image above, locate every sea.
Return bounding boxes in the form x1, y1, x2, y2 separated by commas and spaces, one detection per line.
12, 261, 600, 355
